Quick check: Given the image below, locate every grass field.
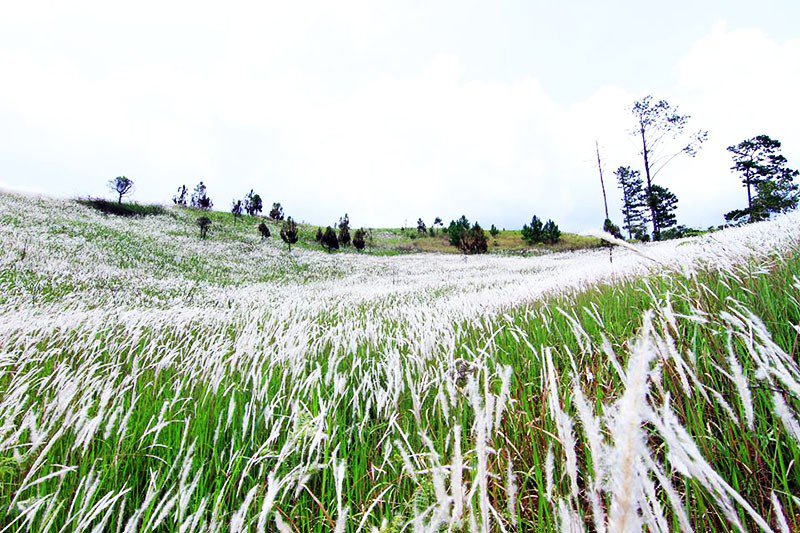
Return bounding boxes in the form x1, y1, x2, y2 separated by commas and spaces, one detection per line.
1, 190, 799, 531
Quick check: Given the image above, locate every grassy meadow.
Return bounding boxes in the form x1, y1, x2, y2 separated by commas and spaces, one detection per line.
1, 190, 800, 531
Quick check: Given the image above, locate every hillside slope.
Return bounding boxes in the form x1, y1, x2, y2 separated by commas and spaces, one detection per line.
1, 189, 800, 530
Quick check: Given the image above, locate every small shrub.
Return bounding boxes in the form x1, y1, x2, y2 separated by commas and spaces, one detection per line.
489, 224, 499, 237
353, 228, 366, 251
315, 227, 323, 243
258, 222, 271, 240
197, 216, 212, 239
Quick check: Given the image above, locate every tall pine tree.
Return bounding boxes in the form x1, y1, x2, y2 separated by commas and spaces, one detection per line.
614, 166, 648, 239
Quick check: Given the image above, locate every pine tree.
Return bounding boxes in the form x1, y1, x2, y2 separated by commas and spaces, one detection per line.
353, 228, 366, 251
321, 226, 339, 251
542, 220, 561, 244
280, 217, 299, 251
243, 190, 263, 216
614, 166, 649, 239
338, 214, 351, 246
649, 185, 678, 234
726, 135, 799, 223
269, 203, 284, 220
521, 215, 544, 244
447, 216, 470, 247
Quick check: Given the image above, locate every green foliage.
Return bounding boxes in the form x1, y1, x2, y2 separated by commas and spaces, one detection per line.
603, 218, 622, 239
447, 216, 470, 247
648, 184, 678, 238
726, 135, 799, 224
521, 215, 544, 244
489, 224, 499, 238
78, 198, 167, 218
614, 166, 648, 239
541, 219, 561, 244
315, 227, 323, 243
416, 218, 427, 234
280, 216, 299, 250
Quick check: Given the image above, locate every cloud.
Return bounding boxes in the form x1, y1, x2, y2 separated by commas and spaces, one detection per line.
0, 11, 798, 232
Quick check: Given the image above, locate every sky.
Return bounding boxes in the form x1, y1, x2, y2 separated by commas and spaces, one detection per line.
1, 0, 799, 231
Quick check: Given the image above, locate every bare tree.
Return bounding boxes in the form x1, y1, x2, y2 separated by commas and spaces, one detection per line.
631, 96, 706, 240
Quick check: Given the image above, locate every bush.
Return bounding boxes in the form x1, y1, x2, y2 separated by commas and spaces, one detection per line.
489, 224, 499, 238
353, 228, 366, 251
78, 198, 167, 218
258, 222, 271, 240
315, 227, 323, 243
321, 226, 339, 251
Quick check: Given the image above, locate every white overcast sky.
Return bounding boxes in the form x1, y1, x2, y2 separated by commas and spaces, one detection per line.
1, 0, 799, 230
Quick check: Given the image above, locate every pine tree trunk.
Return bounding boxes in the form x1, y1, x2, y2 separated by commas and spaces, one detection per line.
640, 123, 659, 240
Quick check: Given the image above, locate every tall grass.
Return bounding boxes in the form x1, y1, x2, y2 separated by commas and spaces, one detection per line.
1, 190, 800, 530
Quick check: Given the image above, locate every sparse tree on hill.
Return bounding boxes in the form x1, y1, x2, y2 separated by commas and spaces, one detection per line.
615, 166, 649, 239
417, 218, 427, 234
258, 222, 270, 240
197, 216, 211, 239
321, 226, 339, 251
173, 185, 188, 206
353, 228, 366, 251
191, 181, 213, 210
521, 215, 544, 245
542, 220, 561, 244
315, 227, 323, 243
280, 217, 299, 251
243, 190, 263, 216
108, 176, 134, 204
631, 96, 706, 240
725, 135, 799, 224
231, 199, 243, 222
489, 224, 499, 238
338, 214, 351, 246
269, 203, 284, 220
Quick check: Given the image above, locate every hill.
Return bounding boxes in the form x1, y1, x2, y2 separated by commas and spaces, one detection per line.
1, 189, 800, 530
